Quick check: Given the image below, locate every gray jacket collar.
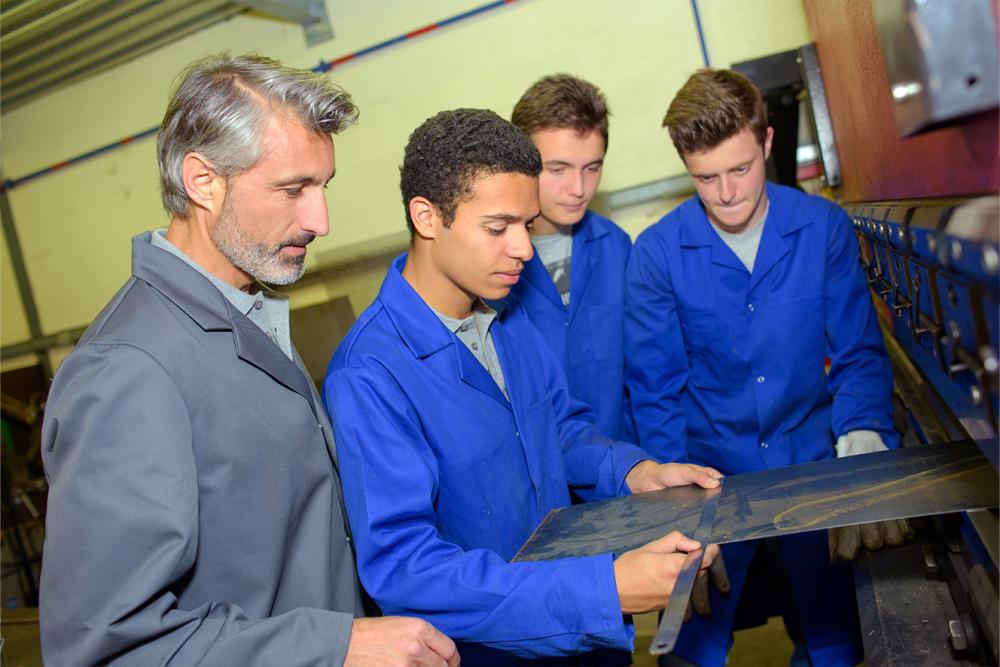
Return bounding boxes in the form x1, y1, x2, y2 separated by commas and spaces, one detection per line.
130, 232, 315, 410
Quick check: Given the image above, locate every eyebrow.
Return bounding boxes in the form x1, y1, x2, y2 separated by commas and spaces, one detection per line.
692, 159, 754, 178
543, 158, 604, 168
273, 171, 336, 188
481, 212, 541, 223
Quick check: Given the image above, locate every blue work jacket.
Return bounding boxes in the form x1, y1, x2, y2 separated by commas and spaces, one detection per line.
324, 257, 649, 663
513, 211, 636, 441
625, 183, 895, 667
626, 182, 896, 471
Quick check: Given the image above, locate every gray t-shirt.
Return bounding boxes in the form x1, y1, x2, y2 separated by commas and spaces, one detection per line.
150, 230, 293, 359
710, 202, 770, 273
532, 231, 573, 307
432, 301, 508, 399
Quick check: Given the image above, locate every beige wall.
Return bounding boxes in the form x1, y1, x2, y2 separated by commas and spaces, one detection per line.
1, 0, 810, 361
1, 223, 31, 345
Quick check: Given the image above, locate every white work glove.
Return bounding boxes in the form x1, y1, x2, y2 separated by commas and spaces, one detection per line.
829, 430, 914, 561
835, 429, 888, 457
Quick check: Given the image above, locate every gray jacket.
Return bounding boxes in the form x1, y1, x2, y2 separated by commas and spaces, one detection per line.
40, 233, 362, 666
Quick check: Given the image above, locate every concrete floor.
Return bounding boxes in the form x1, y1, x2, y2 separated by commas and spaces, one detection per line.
1, 607, 41, 667
631, 612, 794, 667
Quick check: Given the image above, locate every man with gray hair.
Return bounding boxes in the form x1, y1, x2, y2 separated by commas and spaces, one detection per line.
39, 53, 459, 667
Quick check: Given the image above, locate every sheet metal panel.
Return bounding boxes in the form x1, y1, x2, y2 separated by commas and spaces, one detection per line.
514, 440, 997, 562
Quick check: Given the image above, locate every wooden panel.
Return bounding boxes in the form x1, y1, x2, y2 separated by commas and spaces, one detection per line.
802, 0, 999, 202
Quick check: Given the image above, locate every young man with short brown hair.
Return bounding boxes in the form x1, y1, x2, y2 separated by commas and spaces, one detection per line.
510, 74, 636, 442
626, 68, 904, 667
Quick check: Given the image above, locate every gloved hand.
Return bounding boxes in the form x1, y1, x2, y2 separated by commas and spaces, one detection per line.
829, 519, 915, 561
685, 551, 730, 620
829, 430, 915, 561
835, 429, 888, 457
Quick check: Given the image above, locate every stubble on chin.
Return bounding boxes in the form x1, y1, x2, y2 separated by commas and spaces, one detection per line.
211, 214, 307, 285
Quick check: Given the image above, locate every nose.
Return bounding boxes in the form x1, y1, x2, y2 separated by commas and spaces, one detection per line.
569, 170, 585, 198
718, 176, 736, 205
508, 225, 534, 262
301, 191, 331, 238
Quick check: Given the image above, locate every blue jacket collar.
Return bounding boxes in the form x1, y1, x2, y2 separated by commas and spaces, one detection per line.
676, 182, 811, 290
378, 254, 509, 358
379, 255, 453, 359
379, 254, 511, 407
678, 182, 809, 248
575, 210, 610, 243
521, 210, 606, 310
570, 212, 606, 309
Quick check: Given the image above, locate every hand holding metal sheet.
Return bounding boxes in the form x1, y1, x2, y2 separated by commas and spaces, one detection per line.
828, 430, 917, 560
612, 530, 714, 614
828, 518, 916, 561
624, 459, 724, 494
513, 440, 997, 654
516, 440, 995, 562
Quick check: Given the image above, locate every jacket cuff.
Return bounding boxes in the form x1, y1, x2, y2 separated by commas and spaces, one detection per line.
614, 446, 654, 497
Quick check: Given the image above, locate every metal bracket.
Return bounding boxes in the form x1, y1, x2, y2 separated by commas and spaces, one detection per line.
798, 43, 842, 186
234, 0, 334, 46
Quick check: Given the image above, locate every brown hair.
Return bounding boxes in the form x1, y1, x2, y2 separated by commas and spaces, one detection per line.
663, 69, 767, 156
511, 73, 610, 149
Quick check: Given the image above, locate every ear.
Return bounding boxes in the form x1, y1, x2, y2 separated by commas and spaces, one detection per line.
762, 127, 775, 161
181, 152, 226, 216
408, 196, 442, 240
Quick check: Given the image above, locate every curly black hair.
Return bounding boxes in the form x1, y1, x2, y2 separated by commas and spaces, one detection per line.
400, 108, 541, 236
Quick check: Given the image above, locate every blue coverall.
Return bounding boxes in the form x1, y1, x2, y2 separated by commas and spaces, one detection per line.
324, 257, 650, 664
513, 210, 636, 441
625, 182, 897, 667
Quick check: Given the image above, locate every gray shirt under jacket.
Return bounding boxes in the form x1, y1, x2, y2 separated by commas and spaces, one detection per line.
532, 230, 573, 307
709, 202, 770, 273
433, 300, 508, 399
39, 231, 362, 666
151, 229, 292, 358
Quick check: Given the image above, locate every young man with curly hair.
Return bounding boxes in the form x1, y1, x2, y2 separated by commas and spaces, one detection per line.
323, 108, 723, 665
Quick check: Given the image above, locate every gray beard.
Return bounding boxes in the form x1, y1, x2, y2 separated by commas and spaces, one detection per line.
210, 199, 311, 285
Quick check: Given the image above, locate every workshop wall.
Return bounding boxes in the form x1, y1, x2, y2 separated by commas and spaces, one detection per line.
1, 0, 810, 363
1, 224, 31, 346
